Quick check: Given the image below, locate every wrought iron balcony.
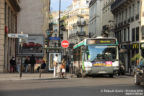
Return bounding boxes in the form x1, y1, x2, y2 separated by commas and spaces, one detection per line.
111, 0, 127, 12
77, 31, 86, 36
69, 33, 76, 37
77, 21, 86, 26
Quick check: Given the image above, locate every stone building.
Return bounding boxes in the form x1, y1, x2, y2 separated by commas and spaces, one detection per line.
17, 0, 50, 37
17, 0, 50, 71
89, 0, 103, 37
111, 0, 143, 73
102, 0, 115, 37
66, 0, 90, 44
0, 0, 20, 72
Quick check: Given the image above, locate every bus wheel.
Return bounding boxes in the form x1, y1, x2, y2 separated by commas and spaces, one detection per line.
134, 73, 140, 85
77, 73, 82, 78
109, 74, 113, 78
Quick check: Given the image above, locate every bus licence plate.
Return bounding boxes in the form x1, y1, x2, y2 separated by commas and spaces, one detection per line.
98, 71, 107, 73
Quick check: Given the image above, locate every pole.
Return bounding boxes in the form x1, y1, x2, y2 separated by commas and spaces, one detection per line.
20, 39, 23, 78
59, 0, 61, 47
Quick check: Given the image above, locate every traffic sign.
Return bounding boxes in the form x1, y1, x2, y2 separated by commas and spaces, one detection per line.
61, 40, 69, 48
8, 33, 28, 38
49, 37, 60, 40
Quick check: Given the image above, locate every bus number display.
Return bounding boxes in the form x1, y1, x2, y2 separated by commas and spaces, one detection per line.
87, 39, 116, 45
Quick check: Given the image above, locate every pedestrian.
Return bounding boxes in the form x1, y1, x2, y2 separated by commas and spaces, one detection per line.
37, 60, 46, 72
10, 57, 16, 72
24, 56, 29, 72
30, 55, 36, 73
53, 54, 58, 77
60, 56, 66, 78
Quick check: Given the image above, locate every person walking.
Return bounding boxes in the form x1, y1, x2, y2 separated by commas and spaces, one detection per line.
61, 56, 66, 78
10, 57, 16, 72
53, 54, 58, 77
30, 55, 36, 73
24, 56, 29, 72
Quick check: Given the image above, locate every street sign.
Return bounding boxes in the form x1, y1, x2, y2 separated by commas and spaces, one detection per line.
49, 37, 60, 40
8, 33, 28, 38
61, 40, 69, 48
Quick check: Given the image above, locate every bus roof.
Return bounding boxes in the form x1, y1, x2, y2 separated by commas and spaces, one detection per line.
73, 37, 118, 49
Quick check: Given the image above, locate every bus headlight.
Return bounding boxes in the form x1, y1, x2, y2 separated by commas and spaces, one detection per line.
84, 62, 92, 68
112, 61, 119, 67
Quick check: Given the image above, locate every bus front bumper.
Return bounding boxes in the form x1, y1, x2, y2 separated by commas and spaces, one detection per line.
85, 66, 119, 75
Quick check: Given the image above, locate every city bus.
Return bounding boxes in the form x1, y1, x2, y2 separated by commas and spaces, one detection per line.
73, 37, 119, 77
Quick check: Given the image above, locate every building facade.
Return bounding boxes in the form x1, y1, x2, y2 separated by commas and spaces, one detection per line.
66, 0, 90, 44
89, 0, 103, 37
0, 0, 20, 72
102, 0, 115, 37
17, 0, 50, 36
48, 11, 60, 50
17, 0, 50, 70
111, 0, 143, 73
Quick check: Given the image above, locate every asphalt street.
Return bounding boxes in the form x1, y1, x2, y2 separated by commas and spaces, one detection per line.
0, 76, 144, 96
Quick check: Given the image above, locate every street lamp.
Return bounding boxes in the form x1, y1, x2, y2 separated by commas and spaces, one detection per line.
58, 0, 61, 47
19, 32, 24, 78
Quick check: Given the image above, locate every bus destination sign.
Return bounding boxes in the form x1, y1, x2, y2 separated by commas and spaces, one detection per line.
87, 39, 116, 45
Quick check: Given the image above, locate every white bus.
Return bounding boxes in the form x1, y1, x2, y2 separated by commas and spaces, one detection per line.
73, 37, 119, 77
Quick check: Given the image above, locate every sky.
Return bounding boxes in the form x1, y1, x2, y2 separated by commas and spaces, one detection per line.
51, 0, 72, 11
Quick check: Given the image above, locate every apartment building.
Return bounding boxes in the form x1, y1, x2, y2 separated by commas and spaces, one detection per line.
89, 0, 103, 37
0, 0, 20, 72
17, 0, 50, 36
111, 0, 142, 72
17, 0, 50, 69
66, 0, 90, 44
102, 0, 115, 37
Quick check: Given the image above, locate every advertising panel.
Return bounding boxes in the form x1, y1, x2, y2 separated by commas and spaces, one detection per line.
17, 35, 44, 56
49, 53, 61, 71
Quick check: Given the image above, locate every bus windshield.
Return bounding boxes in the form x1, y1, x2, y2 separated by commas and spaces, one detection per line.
88, 45, 117, 61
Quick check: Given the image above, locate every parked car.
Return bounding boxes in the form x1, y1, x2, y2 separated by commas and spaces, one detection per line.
35, 43, 42, 48
23, 43, 28, 48
28, 42, 35, 47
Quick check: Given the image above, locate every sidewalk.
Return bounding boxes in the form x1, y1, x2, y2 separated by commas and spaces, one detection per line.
0, 73, 76, 81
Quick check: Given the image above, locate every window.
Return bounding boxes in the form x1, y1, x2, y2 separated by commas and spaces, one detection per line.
136, 27, 139, 41
132, 4, 135, 17
137, 1, 140, 14
132, 28, 135, 42
142, 26, 144, 39
119, 31, 121, 43
124, 29, 126, 41
122, 11, 124, 22
129, 6, 131, 18
125, 9, 127, 20
128, 27, 130, 41
86, 0, 89, 4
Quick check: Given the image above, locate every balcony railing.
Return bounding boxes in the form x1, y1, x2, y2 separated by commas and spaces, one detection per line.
111, 0, 127, 11
69, 33, 76, 37
77, 31, 86, 36
77, 21, 86, 26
